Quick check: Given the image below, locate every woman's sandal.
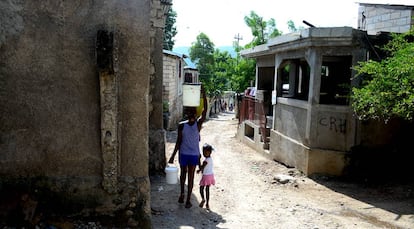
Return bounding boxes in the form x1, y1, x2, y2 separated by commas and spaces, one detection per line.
185, 201, 192, 208
178, 194, 184, 203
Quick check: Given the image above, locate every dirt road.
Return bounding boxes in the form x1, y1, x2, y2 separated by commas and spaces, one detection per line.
150, 112, 414, 229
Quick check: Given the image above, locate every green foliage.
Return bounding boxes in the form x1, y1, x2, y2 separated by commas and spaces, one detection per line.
231, 57, 256, 92
188, 32, 257, 96
267, 18, 282, 38
163, 8, 177, 50
352, 29, 414, 121
163, 100, 169, 113
189, 33, 215, 67
287, 20, 297, 32
186, 13, 296, 96
189, 33, 216, 95
244, 11, 282, 47
287, 20, 303, 33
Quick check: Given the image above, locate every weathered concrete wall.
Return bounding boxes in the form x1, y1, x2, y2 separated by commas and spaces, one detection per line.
149, 0, 167, 175
237, 121, 269, 154
274, 100, 308, 143
270, 130, 309, 173
313, 105, 355, 151
358, 3, 414, 34
0, 1, 155, 227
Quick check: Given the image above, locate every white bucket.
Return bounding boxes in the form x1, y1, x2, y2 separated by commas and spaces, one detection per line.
165, 166, 178, 184
183, 84, 201, 107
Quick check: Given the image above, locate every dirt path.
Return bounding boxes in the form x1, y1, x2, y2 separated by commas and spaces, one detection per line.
150, 112, 414, 229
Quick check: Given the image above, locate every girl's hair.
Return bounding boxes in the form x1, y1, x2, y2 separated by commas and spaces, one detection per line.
203, 143, 213, 152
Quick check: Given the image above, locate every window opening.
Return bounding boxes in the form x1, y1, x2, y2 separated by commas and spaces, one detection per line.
277, 59, 310, 101
320, 56, 352, 105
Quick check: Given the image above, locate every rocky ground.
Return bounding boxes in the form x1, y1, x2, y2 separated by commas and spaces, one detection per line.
150, 112, 414, 229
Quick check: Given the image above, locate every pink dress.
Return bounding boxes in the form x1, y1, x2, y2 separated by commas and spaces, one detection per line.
199, 157, 215, 186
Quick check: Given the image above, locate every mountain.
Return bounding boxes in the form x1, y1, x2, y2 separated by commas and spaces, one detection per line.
172, 46, 237, 58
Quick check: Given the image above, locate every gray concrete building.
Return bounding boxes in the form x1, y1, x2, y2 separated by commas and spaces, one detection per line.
238, 2, 414, 177
238, 27, 398, 176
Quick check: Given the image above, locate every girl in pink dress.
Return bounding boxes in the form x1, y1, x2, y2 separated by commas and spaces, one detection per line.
197, 143, 215, 209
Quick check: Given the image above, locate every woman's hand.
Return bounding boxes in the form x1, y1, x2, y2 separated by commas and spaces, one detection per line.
168, 155, 174, 164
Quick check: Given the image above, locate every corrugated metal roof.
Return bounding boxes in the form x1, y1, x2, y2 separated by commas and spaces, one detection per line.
163, 49, 197, 70
183, 58, 197, 70
163, 49, 187, 58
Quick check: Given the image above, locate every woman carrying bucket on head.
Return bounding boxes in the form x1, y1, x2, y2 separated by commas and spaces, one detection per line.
169, 84, 207, 208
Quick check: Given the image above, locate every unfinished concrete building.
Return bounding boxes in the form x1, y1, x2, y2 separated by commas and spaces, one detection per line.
238, 2, 414, 177
238, 27, 395, 175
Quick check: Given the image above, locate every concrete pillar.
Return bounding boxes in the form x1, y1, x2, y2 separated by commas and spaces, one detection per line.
304, 49, 321, 146
288, 60, 298, 97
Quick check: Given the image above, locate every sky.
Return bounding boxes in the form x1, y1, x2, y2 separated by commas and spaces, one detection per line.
171, 0, 414, 47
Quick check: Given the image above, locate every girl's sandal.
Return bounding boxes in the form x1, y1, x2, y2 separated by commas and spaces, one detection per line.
199, 200, 205, 208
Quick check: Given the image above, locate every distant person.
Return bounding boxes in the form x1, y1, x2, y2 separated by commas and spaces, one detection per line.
197, 143, 215, 210
169, 86, 207, 208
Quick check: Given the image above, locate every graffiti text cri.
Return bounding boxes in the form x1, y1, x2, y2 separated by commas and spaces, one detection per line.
319, 116, 347, 134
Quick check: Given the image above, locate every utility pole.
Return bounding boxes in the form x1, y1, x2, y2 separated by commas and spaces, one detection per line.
234, 33, 243, 47
234, 33, 243, 66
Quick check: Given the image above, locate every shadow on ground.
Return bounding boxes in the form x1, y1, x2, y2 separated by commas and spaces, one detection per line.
310, 172, 414, 220
150, 174, 225, 228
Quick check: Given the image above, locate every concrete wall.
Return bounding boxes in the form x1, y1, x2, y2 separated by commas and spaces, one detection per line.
0, 1, 157, 227
269, 130, 309, 172
149, 0, 168, 175
313, 105, 355, 151
358, 4, 414, 34
274, 100, 308, 143
163, 54, 183, 130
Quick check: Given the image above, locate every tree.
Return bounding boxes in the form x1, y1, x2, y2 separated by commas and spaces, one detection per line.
163, 8, 177, 50
267, 18, 282, 38
189, 33, 215, 95
287, 20, 303, 33
239, 11, 282, 93
210, 49, 233, 95
231, 57, 256, 92
352, 29, 414, 122
244, 11, 282, 47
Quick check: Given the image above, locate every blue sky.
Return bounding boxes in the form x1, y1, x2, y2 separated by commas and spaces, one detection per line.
172, 0, 414, 47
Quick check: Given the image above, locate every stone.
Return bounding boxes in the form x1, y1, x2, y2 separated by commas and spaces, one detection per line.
274, 174, 295, 184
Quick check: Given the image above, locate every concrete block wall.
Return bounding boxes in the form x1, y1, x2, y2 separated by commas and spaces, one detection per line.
163, 56, 178, 102
358, 4, 414, 34
162, 55, 183, 130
